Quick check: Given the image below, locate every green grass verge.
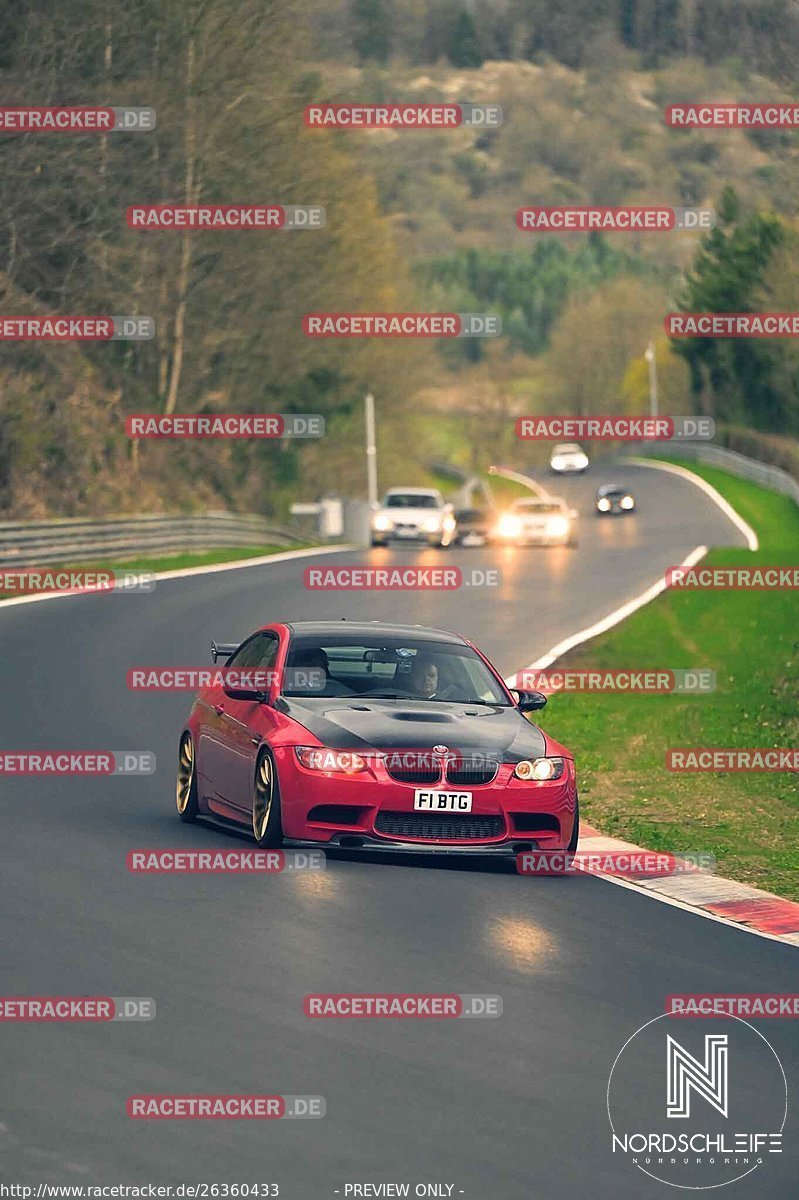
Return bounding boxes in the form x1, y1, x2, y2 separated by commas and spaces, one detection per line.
536, 460, 799, 900
0, 544, 309, 599
482, 472, 539, 505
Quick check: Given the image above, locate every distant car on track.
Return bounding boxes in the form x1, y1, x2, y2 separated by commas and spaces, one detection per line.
595, 483, 636, 515
370, 488, 456, 548
550, 442, 589, 474
452, 507, 493, 547
176, 621, 579, 856
494, 496, 577, 546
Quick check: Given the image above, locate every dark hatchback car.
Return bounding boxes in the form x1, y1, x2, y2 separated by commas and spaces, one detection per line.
595, 483, 636, 516
452, 507, 494, 546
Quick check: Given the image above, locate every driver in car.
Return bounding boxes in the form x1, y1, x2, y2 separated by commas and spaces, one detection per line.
405, 654, 442, 699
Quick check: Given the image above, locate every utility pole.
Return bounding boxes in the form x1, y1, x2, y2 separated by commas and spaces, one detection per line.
364, 392, 378, 505
645, 341, 658, 420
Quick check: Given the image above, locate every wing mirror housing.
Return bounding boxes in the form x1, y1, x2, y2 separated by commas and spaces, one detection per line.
211, 640, 239, 663
510, 688, 548, 712
222, 682, 270, 703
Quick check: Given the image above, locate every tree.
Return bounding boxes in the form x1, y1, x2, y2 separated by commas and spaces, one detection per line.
351, 0, 391, 63
448, 7, 483, 67
671, 187, 784, 428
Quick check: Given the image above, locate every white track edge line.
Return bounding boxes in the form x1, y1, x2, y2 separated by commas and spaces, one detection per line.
626, 456, 759, 551
507, 462, 796, 943
0, 543, 354, 610
505, 543, 708, 677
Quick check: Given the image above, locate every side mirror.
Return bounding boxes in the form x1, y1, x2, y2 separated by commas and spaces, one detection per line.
568, 508, 578, 520
223, 683, 269, 703
511, 688, 548, 712
211, 641, 239, 664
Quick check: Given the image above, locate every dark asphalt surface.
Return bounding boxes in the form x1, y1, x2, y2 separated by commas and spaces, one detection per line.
1, 461, 795, 1198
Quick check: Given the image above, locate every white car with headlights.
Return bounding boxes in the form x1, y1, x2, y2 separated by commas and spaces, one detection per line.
370, 488, 457, 548
550, 442, 589, 474
494, 497, 577, 547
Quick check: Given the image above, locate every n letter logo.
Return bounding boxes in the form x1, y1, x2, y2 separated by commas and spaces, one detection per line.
666, 1035, 728, 1118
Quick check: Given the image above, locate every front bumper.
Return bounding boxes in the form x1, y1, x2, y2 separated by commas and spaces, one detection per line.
274, 747, 577, 850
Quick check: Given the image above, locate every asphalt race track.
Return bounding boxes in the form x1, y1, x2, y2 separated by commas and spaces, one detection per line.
1, 461, 796, 1198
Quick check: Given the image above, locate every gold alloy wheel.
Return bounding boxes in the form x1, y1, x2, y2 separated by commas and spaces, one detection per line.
176, 735, 194, 814
252, 754, 273, 841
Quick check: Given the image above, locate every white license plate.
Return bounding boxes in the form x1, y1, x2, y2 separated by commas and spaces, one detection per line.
395, 527, 416, 537
414, 789, 473, 812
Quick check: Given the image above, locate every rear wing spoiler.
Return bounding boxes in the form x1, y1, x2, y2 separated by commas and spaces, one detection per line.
211, 641, 239, 664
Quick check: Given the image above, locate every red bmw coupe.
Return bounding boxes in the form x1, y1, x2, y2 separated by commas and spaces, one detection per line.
176, 621, 579, 856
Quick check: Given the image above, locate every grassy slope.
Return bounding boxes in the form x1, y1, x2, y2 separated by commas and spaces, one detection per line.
536, 462, 799, 899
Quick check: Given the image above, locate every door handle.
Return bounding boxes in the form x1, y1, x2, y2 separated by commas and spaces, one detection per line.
213, 704, 225, 715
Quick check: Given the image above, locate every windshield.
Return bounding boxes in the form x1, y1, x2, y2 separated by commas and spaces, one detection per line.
384, 493, 440, 509
283, 635, 511, 704
512, 500, 562, 513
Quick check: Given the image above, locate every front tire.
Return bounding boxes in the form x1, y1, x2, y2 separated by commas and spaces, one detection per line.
252, 749, 283, 848
176, 732, 199, 823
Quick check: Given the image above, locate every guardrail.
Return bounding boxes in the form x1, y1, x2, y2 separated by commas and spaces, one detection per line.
625, 442, 799, 507
0, 512, 303, 568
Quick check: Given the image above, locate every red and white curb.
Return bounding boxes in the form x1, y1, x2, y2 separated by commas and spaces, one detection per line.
577, 824, 799, 947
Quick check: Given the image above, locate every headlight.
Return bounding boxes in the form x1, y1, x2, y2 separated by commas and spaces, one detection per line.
546, 516, 570, 538
597, 497, 611, 512
296, 747, 366, 774
551, 458, 564, 470
620, 495, 634, 510
372, 514, 392, 531
421, 515, 442, 532
514, 757, 566, 781
574, 455, 588, 469
497, 513, 522, 538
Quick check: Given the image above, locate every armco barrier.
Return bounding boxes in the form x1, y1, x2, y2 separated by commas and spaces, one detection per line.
0, 512, 303, 568
625, 441, 799, 507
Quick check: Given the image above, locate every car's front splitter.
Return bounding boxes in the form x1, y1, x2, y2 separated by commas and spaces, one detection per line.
283, 834, 541, 856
